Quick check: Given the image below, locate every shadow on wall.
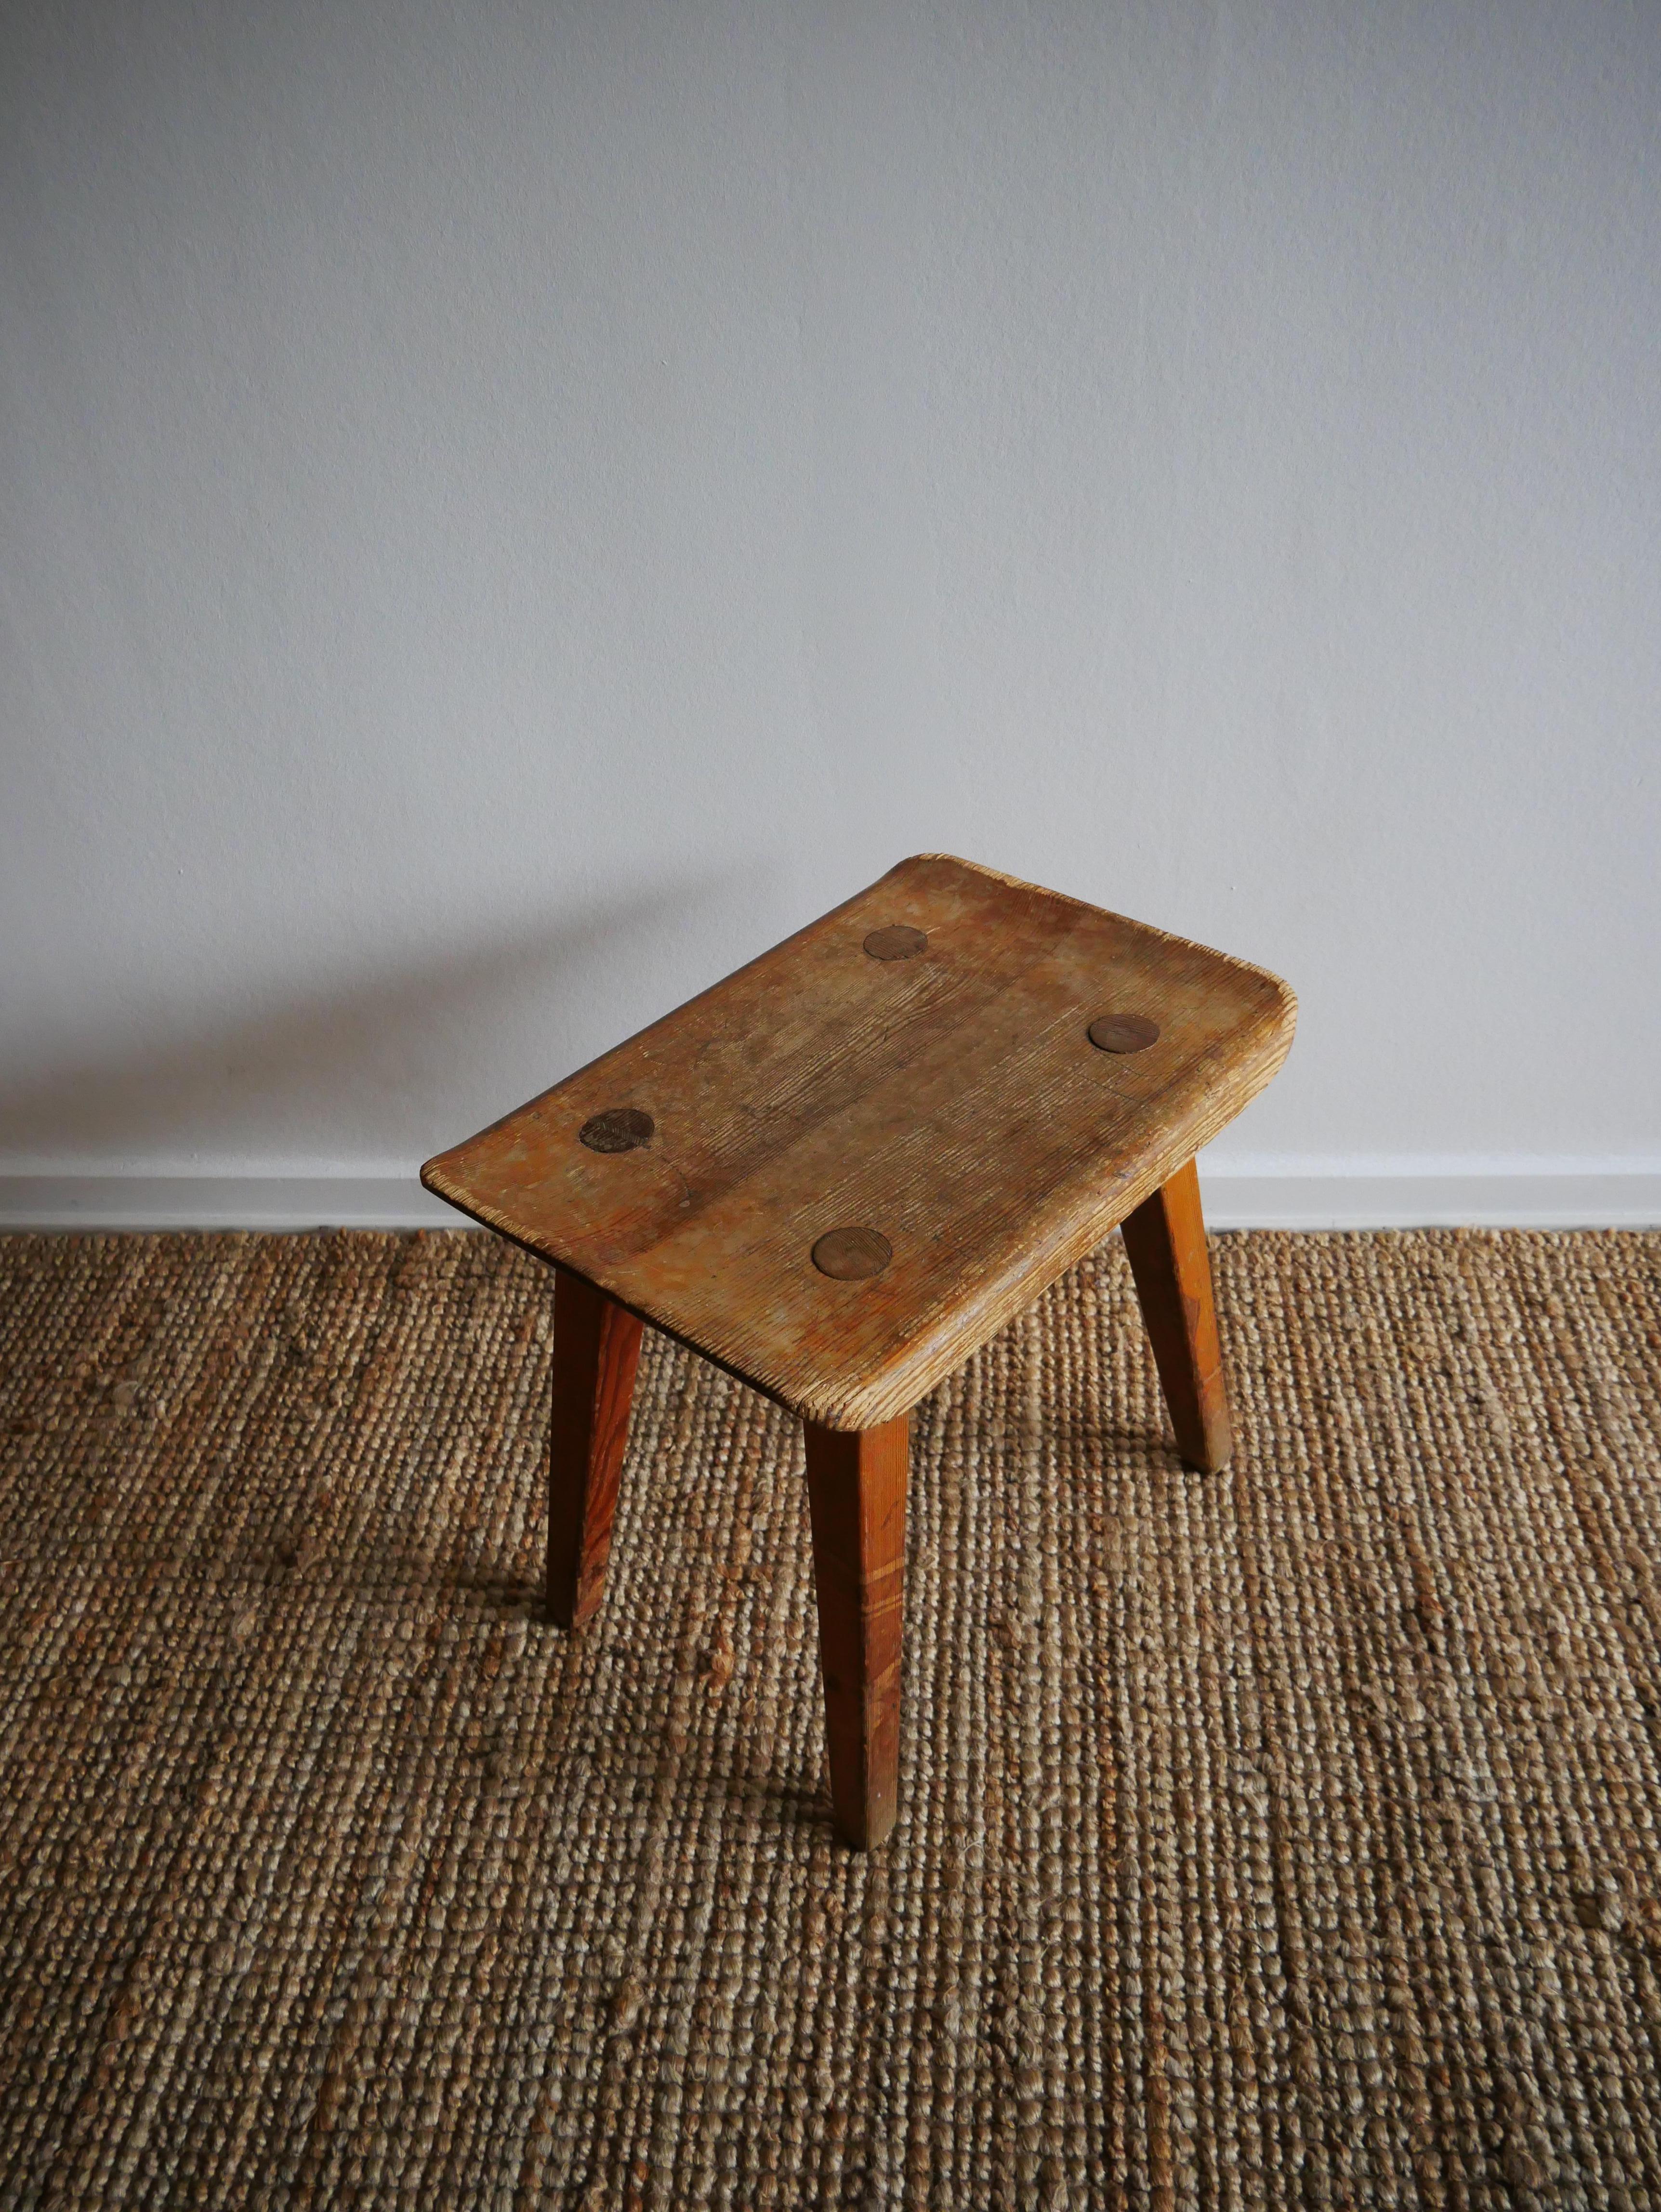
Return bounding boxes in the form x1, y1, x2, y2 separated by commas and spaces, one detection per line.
0, 867, 781, 1169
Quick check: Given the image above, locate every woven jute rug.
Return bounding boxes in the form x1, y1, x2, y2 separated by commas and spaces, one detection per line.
2, 1229, 1660, 2210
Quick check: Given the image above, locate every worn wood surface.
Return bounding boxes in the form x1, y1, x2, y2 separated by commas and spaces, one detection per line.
545, 1268, 644, 1628
1121, 1158, 1233, 1472
802, 1416, 910, 1850
422, 854, 1295, 1430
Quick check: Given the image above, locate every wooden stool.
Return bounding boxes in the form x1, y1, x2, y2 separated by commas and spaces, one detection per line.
422, 855, 1295, 1848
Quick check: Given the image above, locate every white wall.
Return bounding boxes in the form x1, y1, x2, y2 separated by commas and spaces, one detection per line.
3, 0, 1658, 1227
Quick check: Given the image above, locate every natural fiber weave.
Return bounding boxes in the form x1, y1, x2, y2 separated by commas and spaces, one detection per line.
2, 1228, 1660, 2210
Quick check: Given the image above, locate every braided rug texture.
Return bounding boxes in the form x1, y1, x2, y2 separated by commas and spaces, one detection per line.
2, 1228, 1660, 2211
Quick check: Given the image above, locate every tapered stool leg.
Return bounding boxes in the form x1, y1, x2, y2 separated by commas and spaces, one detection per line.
547, 1267, 644, 1628
1121, 1156, 1233, 1473
803, 1415, 909, 1849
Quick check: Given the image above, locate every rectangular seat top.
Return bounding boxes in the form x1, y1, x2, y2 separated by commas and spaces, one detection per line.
421, 855, 1295, 1429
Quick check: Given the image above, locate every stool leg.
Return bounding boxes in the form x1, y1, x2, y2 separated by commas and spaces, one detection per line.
803, 1415, 909, 1849
1121, 1156, 1233, 1473
547, 1267, 644, 1629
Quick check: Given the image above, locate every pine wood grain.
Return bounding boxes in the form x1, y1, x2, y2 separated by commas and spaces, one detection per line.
802, 1415, 910, 1849
422, 854, 1295, 1430
546, 1267, 644, 1628
1120, 1158, 1232, 1472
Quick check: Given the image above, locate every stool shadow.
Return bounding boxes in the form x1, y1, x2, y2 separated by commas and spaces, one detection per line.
0, 862, 782, 1168
441, 1565, 545, 1612
926, 1409, 1189, 1466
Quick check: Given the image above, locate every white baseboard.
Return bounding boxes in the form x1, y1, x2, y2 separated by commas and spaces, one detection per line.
0, 1164, 1657, 1232
0, 1176, 458, 1231
1200, 1170, 1661, 1230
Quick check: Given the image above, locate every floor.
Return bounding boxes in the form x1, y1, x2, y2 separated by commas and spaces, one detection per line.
2, 1227, 1660, 2209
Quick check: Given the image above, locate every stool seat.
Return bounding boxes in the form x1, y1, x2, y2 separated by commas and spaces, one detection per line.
422, 853, 1294, 1431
